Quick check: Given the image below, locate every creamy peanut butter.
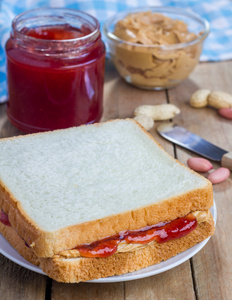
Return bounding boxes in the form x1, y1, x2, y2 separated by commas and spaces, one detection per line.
110, 11, 202, 89
58, 211, 210, 259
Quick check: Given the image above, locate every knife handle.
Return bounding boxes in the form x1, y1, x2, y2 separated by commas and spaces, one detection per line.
221, 152, 232, 171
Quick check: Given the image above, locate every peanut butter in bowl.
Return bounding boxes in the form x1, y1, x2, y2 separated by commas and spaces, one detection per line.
104, 8, 209, 89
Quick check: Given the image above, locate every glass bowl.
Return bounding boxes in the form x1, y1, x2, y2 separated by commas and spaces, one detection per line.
103, 7, 209, 90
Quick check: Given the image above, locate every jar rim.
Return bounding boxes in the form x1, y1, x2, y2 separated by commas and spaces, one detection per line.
12, 7, 100, 44
103, 6, 210, 51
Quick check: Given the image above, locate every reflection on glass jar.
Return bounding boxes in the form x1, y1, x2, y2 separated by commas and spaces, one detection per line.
6, 8, 105, 133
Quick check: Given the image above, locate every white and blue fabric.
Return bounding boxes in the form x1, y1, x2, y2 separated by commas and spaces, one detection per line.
0, 0, 232, 102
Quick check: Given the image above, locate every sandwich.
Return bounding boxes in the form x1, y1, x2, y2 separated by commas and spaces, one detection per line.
0, 119, 215, 282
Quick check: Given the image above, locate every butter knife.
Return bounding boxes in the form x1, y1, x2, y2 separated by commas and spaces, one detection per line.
157, 122, 232, 170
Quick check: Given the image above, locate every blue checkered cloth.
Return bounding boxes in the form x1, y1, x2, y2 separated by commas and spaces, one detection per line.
0, 0, 232, 102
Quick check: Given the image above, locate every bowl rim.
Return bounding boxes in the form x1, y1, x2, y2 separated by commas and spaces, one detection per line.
103, 6, 210, 50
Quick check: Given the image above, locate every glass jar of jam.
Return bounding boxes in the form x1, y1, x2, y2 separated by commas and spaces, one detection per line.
5, 8, 105, 133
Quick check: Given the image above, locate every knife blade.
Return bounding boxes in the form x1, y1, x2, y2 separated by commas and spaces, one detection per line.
157, 122, 232, 170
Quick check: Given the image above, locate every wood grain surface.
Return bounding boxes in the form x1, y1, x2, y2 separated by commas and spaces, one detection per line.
0, 59, 232, 300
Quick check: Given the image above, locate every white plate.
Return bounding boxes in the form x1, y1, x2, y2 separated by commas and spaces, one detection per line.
0, 202, 216, 283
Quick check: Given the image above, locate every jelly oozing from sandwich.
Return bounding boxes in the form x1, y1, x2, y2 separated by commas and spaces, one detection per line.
77, 213, 197, 258
0, 210, 11, 226
0, 210, 197, 258
76, 234, 122, 258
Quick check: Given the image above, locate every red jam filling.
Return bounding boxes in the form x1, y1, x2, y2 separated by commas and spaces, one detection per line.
21, 24, 92, 40
76, 234, 122, 258
0, 210, 30, 248
0, 210, 11, 226
0, 210, 197, 258
77, 214, 197, 258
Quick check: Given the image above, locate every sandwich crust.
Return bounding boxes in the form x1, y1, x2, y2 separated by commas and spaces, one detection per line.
0, 221, 39, 265
0, 212, 214, 282
42, 215, 214, 283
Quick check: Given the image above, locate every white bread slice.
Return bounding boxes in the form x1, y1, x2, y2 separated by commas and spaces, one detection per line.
0, 119, 213, 258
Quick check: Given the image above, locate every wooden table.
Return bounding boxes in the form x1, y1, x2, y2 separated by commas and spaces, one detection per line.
1, 59, 232, 300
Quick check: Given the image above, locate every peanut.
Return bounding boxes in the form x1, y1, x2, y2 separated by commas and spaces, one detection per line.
187, 157, 213, 173
208, 91, 232, 109
134, 104, 180, 121
190, 89, 210, 108
189, 89, 232, 111
218, 108, 232, 120
207, 167, 230, 184
133, 115, 154, 131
